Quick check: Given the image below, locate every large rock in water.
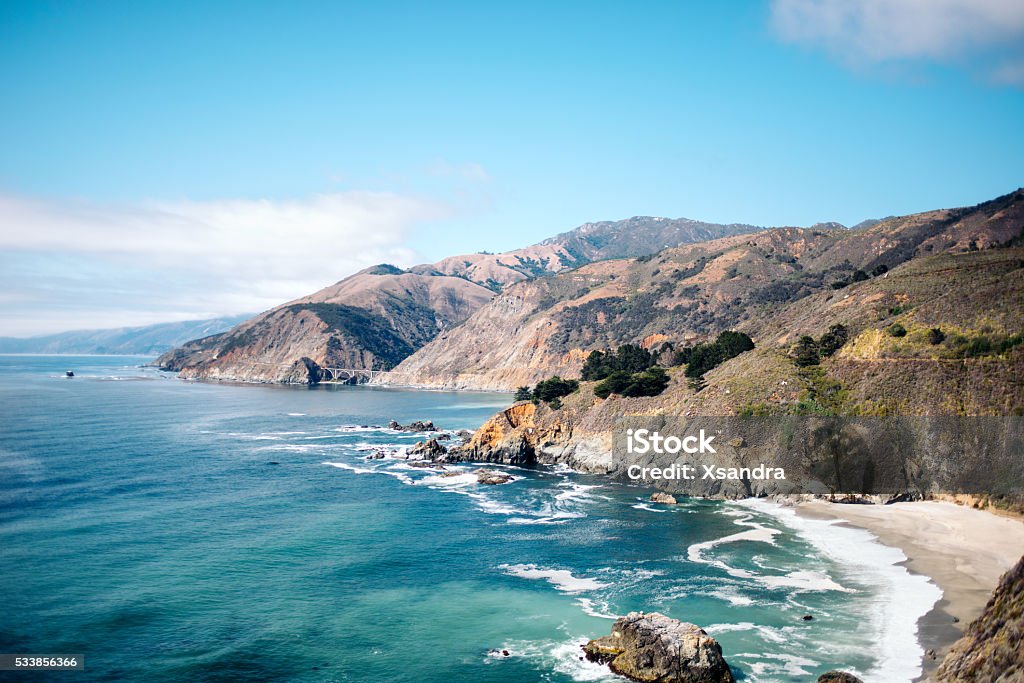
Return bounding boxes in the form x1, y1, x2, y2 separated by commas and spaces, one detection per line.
583, 612, 734, 683
935, 554, 1024, 682
817, 672, 863, 683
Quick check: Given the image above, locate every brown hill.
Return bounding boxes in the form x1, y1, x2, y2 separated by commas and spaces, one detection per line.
157, 216, 761, 383
382, 189, 1024, 391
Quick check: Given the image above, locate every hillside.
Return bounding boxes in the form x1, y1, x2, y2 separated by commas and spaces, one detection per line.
448, 244, 1024, 497
157, 216, 761, 383
382, 188, 1024, 391
0, 314, 251, 356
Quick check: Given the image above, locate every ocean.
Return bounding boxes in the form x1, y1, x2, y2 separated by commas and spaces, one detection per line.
0, 355, 940, 682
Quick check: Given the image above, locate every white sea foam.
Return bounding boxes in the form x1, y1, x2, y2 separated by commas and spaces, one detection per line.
491, 638, 617, 682
286, 412, 306, 416
736, 651, 821, 678
507, 511, 586, 525
322, 461, 376, 474
632, 503, 669, 513
738, 498, 941, 683
575, 597, 620, 619
499, 563, 608, 593
686, 509, 851, 593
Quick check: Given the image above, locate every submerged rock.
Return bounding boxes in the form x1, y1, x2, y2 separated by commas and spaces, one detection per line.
583, 611, 734, 683
817, 672, 863, 683
474, 469, 515, 485
650, 492, 678, 505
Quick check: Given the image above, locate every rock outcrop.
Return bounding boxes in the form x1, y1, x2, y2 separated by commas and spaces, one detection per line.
407, 438, 447, 458
651, 492, 678, 505
473, 469, 515, 485
935, 554, 1024, 682
389, 420, 438, 432
817, 671, 863, 683
583, 612, 734, 683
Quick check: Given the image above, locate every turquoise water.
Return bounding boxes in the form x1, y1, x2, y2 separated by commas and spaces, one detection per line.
0, 356, 937, 682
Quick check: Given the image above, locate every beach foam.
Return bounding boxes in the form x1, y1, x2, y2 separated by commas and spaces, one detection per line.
738, 499, 941, 683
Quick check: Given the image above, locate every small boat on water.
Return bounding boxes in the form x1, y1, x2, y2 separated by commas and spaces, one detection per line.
65, 370, 74, 377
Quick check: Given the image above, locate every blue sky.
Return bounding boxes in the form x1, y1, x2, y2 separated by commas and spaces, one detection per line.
1, 0, 1023, 335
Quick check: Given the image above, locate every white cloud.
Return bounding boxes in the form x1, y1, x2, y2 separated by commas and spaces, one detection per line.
0, 191, 448, 336
771, 0, 1024, 82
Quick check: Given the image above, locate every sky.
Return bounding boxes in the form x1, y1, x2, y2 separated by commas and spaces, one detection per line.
1, 0, 1023, 336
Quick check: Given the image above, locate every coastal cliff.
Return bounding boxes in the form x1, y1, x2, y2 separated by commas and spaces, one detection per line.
935, 554, 1024, 681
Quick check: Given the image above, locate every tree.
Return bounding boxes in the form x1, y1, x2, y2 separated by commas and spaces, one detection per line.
888, 323, 907, 338
871, 264, 889, 277
818, 324, 849, 357
513, 386, 532, 402
533, 376, 579, 404
928, 328, 945, 345
792, 335, 821, 367
852, 269, 869, 282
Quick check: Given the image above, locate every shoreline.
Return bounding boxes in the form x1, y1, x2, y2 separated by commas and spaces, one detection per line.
791, 499, 1024, 680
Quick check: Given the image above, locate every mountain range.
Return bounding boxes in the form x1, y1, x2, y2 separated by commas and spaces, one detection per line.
0, 314, 251, 356
156, 216, 762, 382
156, 190, 1023, 413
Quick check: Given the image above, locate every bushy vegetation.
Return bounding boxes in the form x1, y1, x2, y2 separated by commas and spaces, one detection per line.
594, 367, 670, 399
674, 331, 756, 381
944, 331, 1024, 358
887, 322, 907, 337
525, 376, 580, 407
581, 344, 654, 380
790, 324, 849, 367
513, 386, 532, 402
579, 343, 671, 399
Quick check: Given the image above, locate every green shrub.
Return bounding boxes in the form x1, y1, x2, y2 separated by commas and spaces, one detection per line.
581, 344, 653, 381
888, 323, 907, 338
594, 367, 669, 399
513, 386, 532, 402
532, 376, 579, 404
792, 335, 821, 367
927, 328, 945, 345
818, 324, 849, 357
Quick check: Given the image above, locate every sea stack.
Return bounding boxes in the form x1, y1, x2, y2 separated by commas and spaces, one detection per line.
583, 611, 734, 683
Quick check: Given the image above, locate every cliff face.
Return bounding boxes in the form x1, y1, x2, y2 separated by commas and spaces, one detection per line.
445, 243, 1024, 496
159, 216, 761, 383
383, 189, 1024, 391
935, 555, 1024, 682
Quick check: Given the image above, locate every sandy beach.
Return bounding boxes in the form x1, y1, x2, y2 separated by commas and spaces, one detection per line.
795, 500, 1024, 679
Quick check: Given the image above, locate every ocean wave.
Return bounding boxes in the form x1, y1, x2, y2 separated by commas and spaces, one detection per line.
575, 597, 620, 620
631, 503, 669, 513
488, 638, 618, 682
498, 563, 608, 593
738, 499, 941, 683
322, 461, 376, 475
686, 509, 851, 593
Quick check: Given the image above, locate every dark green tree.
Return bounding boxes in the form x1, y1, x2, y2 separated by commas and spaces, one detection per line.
792, 335, 821, 367
818, 324, 849, 357
887, 323, 907, 338
513, 386, 532, 402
